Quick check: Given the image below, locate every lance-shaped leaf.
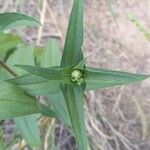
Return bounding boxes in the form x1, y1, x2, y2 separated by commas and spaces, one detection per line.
34, 47, 43, 66
8, 73, 61, 96
6, 45, 35, 75
60, 83, 88, 150
8, 40, 61, 96
85, 67, 150, 90
61, 0, 84, 67
15, 115, 41, 147
15, 106, 56, 147
47, 92, 71, 126
0, 12, 41, 33
41, 39, 62, 67
73, 58, 86, 70
7, 40, 62, 96
5, 45, 41, 147
0, 80, 56, 118
15, 65, 72, 83
40, 39, 71, 125
0, 81, 39, 120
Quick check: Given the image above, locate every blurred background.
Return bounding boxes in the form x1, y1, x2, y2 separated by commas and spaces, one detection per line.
0, 0, 150, 149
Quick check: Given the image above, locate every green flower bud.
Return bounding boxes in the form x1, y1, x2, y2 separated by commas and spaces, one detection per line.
71, 69, 83, 84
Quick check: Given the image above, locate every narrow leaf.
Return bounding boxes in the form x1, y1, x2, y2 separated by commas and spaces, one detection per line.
7, 73, 61, 96
0, 12, 41, 33
73, 58, 86, 71
0, 81, 39, 120
15, 65, 72, 83
60, 83, 88, 150
47, 93, 71, 126
41, 39, 62, 67
34, 47, 43, 66
61, 0, 84, 67
5, 45, 41, 147
85, 67, 149, 90
15, 115, 41, 146
6, 43, 61, 95
6, 45, 35, 76
41, 39, 71, 125
38, 103, 56, 118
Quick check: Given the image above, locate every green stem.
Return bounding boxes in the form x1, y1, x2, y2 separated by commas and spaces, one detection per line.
0, 60, 17, 77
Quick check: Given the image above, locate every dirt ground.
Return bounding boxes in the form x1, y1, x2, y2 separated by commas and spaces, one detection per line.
0, 0, 150, 150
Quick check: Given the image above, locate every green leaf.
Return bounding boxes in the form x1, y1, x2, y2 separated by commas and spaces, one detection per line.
85, 67, 149, 90
41, 39, 62, 67
15, 65, 72, 83
14, 115, 41, 147
34, 47, 43, 66
38, 39, 70, 125
61, 0, 84, 67
0, 12, 41, 33
60, 83, 88, 150
6, 44, 61, 95
6, 44, 41, 147
8, 73, 61, 95
0, 81, 39, 120
6, 45, 35, 76
0, 33, 22, 61
8, 39, 62, 96
40, 39, 71, 125
8, 73, 61, 96
0, 67, 14, 81
47, 93, 71, 126
73, 58, 86, 70
38, 103, 56, 118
